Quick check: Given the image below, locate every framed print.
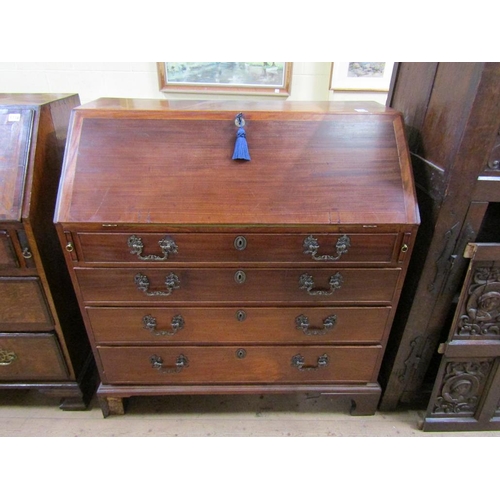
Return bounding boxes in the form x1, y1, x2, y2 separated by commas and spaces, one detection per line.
157, 62, 293, 96
330, 62, 395, 92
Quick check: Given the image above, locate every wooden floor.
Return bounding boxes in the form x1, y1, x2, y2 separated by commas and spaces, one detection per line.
1, 388, 499, 437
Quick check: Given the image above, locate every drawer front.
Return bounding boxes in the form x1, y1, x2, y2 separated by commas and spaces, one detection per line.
76, 232, 399, 265
0, 333, 68, 380
98, 345, 382, 384
0, 230, 19, 268
87, 306, 391, 344
75, 268, 400, 305
0, 277, 54, 331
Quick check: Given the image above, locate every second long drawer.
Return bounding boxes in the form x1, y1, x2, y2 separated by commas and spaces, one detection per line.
87, 306, 392, 344
75, 267, 400, 304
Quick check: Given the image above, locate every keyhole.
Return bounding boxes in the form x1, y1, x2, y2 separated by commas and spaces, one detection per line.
234, 236, 247, 251
236, 310, 247, 322
234, 270, 246, 284
236, 349, 247, 359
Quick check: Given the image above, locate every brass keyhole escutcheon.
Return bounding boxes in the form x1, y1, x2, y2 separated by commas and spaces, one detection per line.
234, 270, 246, 284
236, 310, 247, 322
234, 236, 247, 251
236, 349, 247, 359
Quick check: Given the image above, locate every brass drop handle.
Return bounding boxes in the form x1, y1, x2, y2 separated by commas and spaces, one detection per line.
22, 247, 32, 259
65, 242, 74, 253
0, 349, 17, 366
299, 272, 343, 296
143, 314, 185, 336
128, 235, 178, 261
291, 353, 329, 371
295, 314, 337, 335
134, 272, 180, 296
303, 235, 351, 261
150, 354, 188, 373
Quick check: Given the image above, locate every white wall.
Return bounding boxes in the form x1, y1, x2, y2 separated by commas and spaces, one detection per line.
0, 62, 388, 105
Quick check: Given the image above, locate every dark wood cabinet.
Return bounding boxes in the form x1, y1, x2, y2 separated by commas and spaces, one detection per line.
54, 99, 419, 417
0, 94, 95, 409
380, 63, 500, 424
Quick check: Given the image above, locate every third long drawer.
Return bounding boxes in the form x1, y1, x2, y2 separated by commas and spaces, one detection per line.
87, 306, 392, 344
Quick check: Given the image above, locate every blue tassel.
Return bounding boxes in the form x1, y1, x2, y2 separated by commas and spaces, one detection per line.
232, 127, 251, 161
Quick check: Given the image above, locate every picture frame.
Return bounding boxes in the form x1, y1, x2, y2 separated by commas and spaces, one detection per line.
330, 62, 395, 92
157, 62, 293, 96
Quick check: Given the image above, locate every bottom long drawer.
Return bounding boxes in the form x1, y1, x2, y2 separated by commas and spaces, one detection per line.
0, 333, 68, 381
98, 345, 382, 385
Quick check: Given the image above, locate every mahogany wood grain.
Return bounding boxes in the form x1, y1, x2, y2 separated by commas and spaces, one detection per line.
74, 267, 400, 305
76, 232, 399, 265
54, 98, 419, 416
86, 305, 392, 345
55, 101, 418, 227
97, 345, 382, 385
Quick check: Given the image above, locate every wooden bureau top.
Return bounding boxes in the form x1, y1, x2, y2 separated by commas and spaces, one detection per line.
55, 99, 419, 227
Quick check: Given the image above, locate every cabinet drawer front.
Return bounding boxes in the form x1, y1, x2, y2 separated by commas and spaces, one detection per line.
0, 333, 68, 380
98, 346, 381, 384
76, 268, 400, 305
76, 232, 399, 265
88, 306, 391, 344
0, 230, 19, 268
0, 277, 54, 331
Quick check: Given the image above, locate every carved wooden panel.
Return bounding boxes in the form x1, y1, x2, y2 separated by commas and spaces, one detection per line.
423, 243, 500, 431
430, 359, 493, 415
455, 266, 500, 338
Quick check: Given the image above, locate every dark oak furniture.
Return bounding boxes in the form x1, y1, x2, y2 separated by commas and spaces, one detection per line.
379, 63, 500, 427
0, 94, 94, 409
54, 98, 419, 417
423, 242, 500, 431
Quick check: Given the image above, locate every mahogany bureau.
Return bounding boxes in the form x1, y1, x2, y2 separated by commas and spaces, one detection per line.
54, 98, 419, 417
0, 94, 94, 409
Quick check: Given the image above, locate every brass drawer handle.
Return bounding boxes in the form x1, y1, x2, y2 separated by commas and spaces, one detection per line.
22, 247, 32, 259
299, 272, 343, 296
128, 235, 178, 261
295, 314, 337, 335
143, 314, 185, 336
291, 353, 329, 371
0, 349, 17, 366
134, 272, 180, 296
303, 235, 351, 261
150, 354, 188, 373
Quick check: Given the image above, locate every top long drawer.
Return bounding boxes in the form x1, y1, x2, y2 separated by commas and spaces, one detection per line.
74, 232, 399, 265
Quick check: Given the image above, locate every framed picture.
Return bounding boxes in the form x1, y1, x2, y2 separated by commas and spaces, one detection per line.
330, 62, 395, 92
157, 62, 293, 96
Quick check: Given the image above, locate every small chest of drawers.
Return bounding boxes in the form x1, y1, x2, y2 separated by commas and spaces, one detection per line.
54, 99, 419, 417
